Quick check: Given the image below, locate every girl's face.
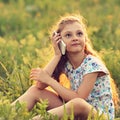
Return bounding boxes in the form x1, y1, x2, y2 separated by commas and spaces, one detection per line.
61, 22, 86, 54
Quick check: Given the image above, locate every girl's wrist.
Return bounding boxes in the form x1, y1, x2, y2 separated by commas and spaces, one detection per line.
54, 54, 61, 60
47, 77, 55, 86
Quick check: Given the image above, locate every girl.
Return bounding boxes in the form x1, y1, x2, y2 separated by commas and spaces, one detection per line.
12, 14, 119, 120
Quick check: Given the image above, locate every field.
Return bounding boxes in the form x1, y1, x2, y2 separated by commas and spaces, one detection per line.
0, 0, 120, 119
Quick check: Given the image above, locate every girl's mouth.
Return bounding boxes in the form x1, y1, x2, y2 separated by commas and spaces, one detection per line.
71, 43, 80, 46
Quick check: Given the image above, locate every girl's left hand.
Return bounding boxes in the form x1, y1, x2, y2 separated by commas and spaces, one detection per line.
30, 68, 50, 84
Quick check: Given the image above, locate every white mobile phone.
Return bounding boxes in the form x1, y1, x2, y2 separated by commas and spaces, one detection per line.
59, 40, 66, 55
54, 32, 66, 55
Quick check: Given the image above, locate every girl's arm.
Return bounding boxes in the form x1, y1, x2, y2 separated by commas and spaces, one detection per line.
30, 68, 98, 101
35, 32, 62, 89
44, 32, 62, 75
48, 72, 98, 101
36, 55, 61, 89
43, 55, 61, 76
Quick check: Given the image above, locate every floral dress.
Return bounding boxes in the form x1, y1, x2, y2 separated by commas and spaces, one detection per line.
64, 55, 115, 120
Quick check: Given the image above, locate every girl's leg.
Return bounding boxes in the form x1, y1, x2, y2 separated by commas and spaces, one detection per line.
12, 85, 63, 111
48, 98, 97, 120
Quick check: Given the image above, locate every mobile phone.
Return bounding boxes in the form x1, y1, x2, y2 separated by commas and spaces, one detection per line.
54, 31, 66, 55
59, 40, 66, 55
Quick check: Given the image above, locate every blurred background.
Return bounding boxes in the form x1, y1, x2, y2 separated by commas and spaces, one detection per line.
0, 0, 120, 118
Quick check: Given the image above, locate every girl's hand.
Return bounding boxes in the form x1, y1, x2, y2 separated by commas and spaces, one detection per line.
52, 32, 62, 57
30, 68, 51, 84
36, 81, 48, 89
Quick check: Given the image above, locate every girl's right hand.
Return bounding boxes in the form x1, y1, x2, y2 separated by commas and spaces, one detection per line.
51, 32, 62, 57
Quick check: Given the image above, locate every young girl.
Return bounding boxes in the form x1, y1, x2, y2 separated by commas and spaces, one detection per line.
12, 14, 119, 120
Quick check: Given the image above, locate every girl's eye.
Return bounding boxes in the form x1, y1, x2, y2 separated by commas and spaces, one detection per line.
65, 33, 71, 38
77, 32, 83, 36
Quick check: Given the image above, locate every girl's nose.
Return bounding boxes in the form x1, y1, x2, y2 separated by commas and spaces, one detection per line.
72, 34, 79, 41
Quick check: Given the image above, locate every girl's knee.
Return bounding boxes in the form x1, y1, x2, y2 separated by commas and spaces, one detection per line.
70, 98, 86, 107
68, 98, 93, 112
26, 85, 42, 100
64, 98, 94, 119
27, 85, 39, 93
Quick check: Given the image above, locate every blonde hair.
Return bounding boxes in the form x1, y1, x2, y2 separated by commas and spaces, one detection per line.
51, 13, 119, 110
110, 78, 119, 111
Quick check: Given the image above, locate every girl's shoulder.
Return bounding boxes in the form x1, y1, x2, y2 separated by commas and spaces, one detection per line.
85, 54, 102, 62
83, 54, 109, 75
85, 54, 106, 67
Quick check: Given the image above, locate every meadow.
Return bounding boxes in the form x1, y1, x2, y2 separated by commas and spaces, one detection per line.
0, 0, 120, 119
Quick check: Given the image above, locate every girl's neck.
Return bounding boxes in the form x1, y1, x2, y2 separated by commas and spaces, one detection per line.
67, 51, 86, 69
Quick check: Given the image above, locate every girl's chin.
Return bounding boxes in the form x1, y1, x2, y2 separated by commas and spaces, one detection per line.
72, 48, 83, 52
68, 49, 83, 54
67, 46, 84, 54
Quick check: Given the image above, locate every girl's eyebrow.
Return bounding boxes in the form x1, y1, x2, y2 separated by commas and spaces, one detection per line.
76, 29, 84, 32
65, 30, 72, 33
63, 31, 72, 35
64, 29, 83, 34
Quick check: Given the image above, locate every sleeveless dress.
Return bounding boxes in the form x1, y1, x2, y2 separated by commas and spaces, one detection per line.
64, 54, 115, 120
